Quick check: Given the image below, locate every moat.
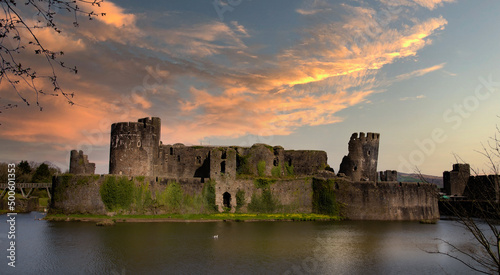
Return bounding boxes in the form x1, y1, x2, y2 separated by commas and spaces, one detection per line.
1, 212, 472, 274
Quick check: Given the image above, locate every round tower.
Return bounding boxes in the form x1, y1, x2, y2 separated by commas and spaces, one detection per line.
109, 117, 161, 176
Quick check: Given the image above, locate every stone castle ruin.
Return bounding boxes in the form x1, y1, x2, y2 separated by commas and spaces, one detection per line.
57, 117, 439, 221
109, 117, 328, 180
338, 132, 380, 182
443, 163, 499, 202
69, 150, 95, 175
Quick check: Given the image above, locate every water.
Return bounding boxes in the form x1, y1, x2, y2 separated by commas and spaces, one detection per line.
0, 213, 478, 274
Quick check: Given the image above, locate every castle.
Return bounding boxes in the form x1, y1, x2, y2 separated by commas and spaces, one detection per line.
61, 117, 439, 220
108, 117, 329, 180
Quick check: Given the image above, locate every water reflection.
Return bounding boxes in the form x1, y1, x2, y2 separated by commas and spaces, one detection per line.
0, 213, 473, 274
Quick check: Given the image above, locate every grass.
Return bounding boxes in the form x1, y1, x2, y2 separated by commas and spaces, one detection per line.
39, 197, 49, 208
45, 213, 341, 222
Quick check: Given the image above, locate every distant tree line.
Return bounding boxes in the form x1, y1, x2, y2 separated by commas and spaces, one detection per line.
0, 161, 61, 183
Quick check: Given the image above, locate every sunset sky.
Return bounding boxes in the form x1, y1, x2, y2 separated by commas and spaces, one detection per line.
1, 0, 500, 176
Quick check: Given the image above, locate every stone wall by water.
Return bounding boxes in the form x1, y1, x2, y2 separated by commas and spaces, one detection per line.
332, 179, 440, 221
50, 175, 439, 221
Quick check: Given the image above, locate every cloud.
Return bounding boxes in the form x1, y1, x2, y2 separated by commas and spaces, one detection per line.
381, 0, 455, 10
412, 0, 455, 10
296, 8, 332, 15
92, 1, 136, 28
0, 0, 454, 155
400, 94, 426, 101
396, 63, 446, 81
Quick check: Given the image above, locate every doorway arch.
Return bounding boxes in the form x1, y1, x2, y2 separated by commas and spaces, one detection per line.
223, 192, 231, 209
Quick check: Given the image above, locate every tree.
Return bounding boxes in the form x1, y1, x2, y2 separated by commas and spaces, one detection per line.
18, 160, 31, 174
32, 163, 51, 183
0, 0, 103, 111
427, 125, 500, 274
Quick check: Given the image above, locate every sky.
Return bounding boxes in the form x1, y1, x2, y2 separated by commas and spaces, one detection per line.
1, 0, 500, 176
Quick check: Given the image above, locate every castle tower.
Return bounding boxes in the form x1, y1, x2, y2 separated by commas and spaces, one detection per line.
69, 150, 95, 174
339, 132, 380, 182
109, 117, 161, 176
443, 163, 470, 196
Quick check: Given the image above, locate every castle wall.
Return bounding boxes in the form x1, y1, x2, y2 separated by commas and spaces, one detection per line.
214, 177, 313, 213
245, 144, 276, 177
332, 179, 439, 221
51, 175, 439, 221
210, 147, 237, 180
51, 175, 107, 215
284, 150, 328, 175
464, 175, 500, 203
160, 144, 212, 179
339, 132, 379, 182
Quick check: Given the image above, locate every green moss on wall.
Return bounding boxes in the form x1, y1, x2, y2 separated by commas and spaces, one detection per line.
236, 189, 245, 211
257, 160, 266, 177
312, 178, 342, 216
271, 164, 282, 177
254, 178, 276, 189
248, 189, 279, 213
76, 176, 89, 186
134, 176, 145, 183
263, 144, 274, 153
285, 162, 294, 176
133, 181, 153, 212
236, 153, 251, 175
202, 179, 217, 212
162, 181, 183, 212
100, 175, 134, 211
53, 174, 74, 203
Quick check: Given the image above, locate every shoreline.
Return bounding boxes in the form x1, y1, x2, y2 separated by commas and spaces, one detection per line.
43, 213, 341, 223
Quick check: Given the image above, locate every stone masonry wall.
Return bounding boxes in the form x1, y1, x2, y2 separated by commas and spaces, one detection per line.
333, 179, 439, 221
51, 175, 439, 221
214, 177, 313, 213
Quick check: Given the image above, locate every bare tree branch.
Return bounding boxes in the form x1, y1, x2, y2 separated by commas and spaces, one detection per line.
0, 0, 103, 111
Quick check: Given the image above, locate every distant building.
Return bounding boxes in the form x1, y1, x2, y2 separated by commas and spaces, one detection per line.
443, 163, 499, 203
443, 164, 470, 196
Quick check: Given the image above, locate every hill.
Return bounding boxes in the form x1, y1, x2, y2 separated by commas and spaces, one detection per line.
397, 172, 443, 188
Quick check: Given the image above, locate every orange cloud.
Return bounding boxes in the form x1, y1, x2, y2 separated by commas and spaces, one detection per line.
381, 0, 454, 10
0, 0, 453, 154
94, 1, 136, 28
396, 63, 446, 81
412, 0, 455, 10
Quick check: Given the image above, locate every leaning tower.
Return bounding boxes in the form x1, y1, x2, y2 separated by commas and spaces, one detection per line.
109, 117, 161, 176
339, 132, 380, 182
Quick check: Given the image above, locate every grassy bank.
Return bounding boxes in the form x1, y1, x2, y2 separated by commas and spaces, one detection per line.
45, 213, 341, 222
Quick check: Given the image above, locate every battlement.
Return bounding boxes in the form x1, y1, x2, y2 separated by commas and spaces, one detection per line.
452, 163, 470, 172
138, 117, 161, 127
350, 132, 380, 142
111, 117, 161, 133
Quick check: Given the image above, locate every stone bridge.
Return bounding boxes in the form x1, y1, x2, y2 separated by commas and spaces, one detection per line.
0, 182, 52, 199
